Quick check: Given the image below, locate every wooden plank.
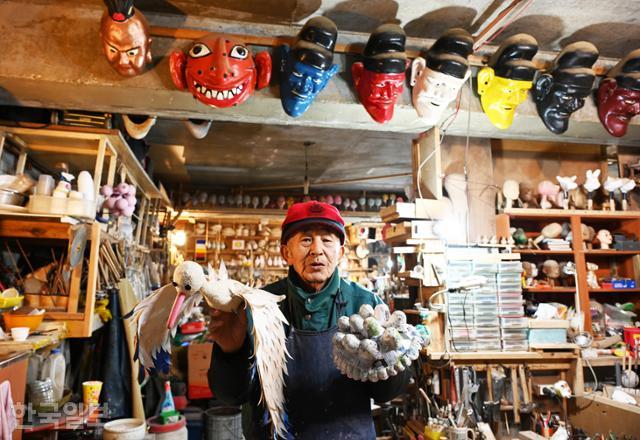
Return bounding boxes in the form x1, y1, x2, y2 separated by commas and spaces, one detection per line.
0, 219, 69, 240
44, 312, 84, 320
505, 208, 640, 219
510, 367, 520, 424
0, 356, 28, 440
571, 215, 591, 332
412, 128, 442, 200
77, 223, 101, 337
23, 144, 100, 155
571, 396, 640, 435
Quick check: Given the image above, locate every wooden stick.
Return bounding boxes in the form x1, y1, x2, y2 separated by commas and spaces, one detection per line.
4, 241, 24, 285
519, 365, 530, 404
16, 239, 35, 273
511, 367, 520, 424
487, 364, 493, 401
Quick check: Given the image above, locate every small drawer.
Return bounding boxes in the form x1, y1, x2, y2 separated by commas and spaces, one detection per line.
501, 328, 529, 339
475, 327, 500, 338
500, 317, 529, 328
475, 316, 500, 327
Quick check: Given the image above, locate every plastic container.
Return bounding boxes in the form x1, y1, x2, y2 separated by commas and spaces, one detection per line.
3, 312, 44, 331
183, 407, 204, 440
204, 406, 242, 440
475, 327, 500, 338
449, 315, 475, 327
501, 328, 528, 340
502, 341, 529, 352
28, 194, 67, 215
500, 317, 529, 328
451, 327, 476, 339
499, 261, 523, 272
103, 418, 147, 440
67, 198, 95, 218
475, 338, 502, 351
41, 348, 66, 402
475, 316, 500, 327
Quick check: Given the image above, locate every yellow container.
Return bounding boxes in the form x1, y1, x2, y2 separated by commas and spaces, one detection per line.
0, 296, 23, 309
3, 312, 44, 331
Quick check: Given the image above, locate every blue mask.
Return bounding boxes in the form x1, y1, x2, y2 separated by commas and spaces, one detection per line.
279, 45, 339, 117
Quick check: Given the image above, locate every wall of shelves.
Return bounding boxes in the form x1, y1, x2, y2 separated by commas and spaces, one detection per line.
497, 208, 640, 334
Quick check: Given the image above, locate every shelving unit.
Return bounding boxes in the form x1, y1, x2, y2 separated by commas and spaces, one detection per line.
0, 125, 171, 337
497, 208, 640, 334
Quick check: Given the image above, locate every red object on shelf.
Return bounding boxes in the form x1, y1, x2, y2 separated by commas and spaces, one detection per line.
180, 321, 206, 334
624, 327, 640, 351
601, 282, 614, 289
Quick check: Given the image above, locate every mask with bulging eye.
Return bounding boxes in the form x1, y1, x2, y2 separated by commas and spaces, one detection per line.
280, 17, 339, 117
597, 48, 640, 137
100, 0, 152, 77
534, 41, 598, 134
169, 34, 272, 108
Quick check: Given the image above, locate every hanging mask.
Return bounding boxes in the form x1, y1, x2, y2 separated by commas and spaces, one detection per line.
477, 34, 538, 129
352, 24, 407, 124
410, 28, 473, 125
280, 17, 339, 117
169, 34, 272, 108
100, 0, 152, 77
534, 42, 598, 134
597, 48, 640, 137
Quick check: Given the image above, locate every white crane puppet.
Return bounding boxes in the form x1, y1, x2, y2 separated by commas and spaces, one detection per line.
126, 261, 289, 437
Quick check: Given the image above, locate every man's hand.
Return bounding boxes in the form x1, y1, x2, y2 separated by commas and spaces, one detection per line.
208, 309, 247, 353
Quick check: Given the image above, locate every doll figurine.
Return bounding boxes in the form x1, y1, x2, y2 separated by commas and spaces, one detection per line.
100, 0, 152, 77
522, 261, 538, 287
597, 49, 640, 137
583, 169, 601, 210
477, 34, 538, 129
519, 183, 539, 208
410, 28, 473, 125
538, 180, 560, 209
586, 262, 600, 289
556, 175, 578, 210
353, 24, 407, 124
603, 176, 624, 211
280, 17, 339, 117
595, 229, 613, 249
533, 42, 599, 134
501, 179, 520, 210
541, 259, 560, 287
619, 178, 636, 211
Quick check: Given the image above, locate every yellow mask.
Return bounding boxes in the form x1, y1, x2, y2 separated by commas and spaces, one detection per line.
477, 67, 532, 129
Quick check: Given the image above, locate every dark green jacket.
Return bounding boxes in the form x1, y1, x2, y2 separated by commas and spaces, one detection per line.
208, 269, 411, 429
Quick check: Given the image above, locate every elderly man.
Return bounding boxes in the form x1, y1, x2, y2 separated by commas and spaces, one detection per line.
209, 201, 410, 439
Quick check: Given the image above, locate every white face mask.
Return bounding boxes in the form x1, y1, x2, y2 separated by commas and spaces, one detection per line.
410, 61, 468, 124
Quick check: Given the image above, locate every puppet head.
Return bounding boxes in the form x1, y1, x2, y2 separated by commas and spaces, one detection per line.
597, 48, 640, 137
534, 42, 598, 134
411, 28, 474, 124
100, 0, 152, 77
352, 24, 407, 124
280, 17, 339, 117
169, 34, 272, 108
477, 34, 538, 129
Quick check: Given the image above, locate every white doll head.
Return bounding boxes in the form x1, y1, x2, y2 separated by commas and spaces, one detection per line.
596, 229, 612, 248
556, 175, 578, 193
584, 169, 601, 193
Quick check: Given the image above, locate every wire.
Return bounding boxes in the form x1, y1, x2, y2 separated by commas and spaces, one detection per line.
474, 0, 535, 50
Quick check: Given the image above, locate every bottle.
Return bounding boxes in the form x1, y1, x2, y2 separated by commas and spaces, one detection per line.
41, 348, 65, 401
160, 381, 179, 424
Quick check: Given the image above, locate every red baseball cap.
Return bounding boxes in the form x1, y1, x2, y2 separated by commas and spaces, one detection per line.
281, 201, 345, 244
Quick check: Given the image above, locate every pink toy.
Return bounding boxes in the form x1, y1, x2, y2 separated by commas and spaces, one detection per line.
538, 180, 560, 209
100, 182, 137, 217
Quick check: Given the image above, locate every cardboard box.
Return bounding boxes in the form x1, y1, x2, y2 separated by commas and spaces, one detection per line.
188, 342, 214, 400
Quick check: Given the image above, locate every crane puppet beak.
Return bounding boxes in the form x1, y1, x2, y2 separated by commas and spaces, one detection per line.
167, 291, 186, 329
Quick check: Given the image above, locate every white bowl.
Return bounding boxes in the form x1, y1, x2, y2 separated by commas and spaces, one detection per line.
103, 418, 147, 440
11, 327, 30, 341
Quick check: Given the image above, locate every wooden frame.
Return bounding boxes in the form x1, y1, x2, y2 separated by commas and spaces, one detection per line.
0, 126, 171, 337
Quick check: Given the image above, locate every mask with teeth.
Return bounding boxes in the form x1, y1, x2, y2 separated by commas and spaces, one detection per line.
279, 17, 339, 117
169, 33, 272, 108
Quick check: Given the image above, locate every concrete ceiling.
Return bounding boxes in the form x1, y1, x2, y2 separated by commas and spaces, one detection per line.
2, 1, 640, 195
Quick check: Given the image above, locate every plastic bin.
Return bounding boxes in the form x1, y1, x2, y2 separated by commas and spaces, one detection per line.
499, 261, 523, 272
28, 195, 67, 215
501, 328, 529, 340
502, 341, 529, 351
475, 316, 500, 327
500, 317, 529, 328
449, 315, 475, 327
475, 327, 500, 338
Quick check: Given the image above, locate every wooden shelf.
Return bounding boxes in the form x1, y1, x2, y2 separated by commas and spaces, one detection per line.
582, 355, 620, 367
516, 249, 574, 255
589, 288, 640, 293
582, 250, 640, 255
180, 207, 380, 221
524, 287, 575, 293
504, 208, 640, 220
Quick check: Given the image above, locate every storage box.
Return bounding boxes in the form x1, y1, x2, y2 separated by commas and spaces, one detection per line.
188, 342, 214, 400
28, 195, 67, 215
528, 328, 567, 344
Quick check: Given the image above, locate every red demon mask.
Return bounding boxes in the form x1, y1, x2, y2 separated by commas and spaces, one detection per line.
169, 34, 271, 108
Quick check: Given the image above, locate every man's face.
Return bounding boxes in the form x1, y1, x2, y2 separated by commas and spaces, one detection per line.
413, 68, 466, 123
100, 13, 151, 77
353, 66, 405, 123
598, 78, 640, 137
280, 50, 338, 117
281, 226, 344, 291
478, 68, 532, 129
535, 75, 591, 134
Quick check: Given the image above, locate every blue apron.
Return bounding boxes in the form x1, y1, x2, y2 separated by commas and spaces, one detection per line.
281, 289, 376, 440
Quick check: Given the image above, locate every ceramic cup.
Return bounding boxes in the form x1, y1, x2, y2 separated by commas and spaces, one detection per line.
82, 380, 103, 406
11, 326, 29, 341
448, 427, 475, 440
